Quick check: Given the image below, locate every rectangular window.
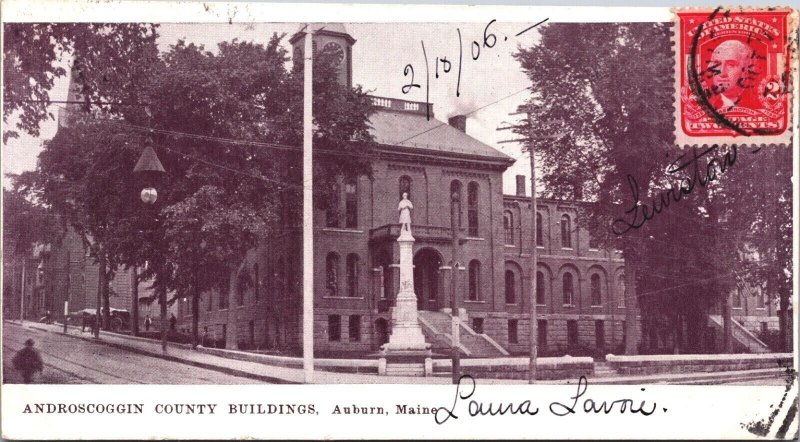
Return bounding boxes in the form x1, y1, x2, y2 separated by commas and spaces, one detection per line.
595, 320, 605, 349
221, 324, 227, 348
328, 315, 341, 342
756, 287, 766, 309
508, 319, 518, 344
567, 320, 578, 347
348, 315, 361, 342
218, 281, 229, 310
537, 319, 547, 351
472, 317, 484, 334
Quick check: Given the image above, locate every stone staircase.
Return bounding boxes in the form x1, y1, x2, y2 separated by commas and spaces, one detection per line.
707, 315, 770, 353
593, 361, 618, 378
418, 311, 509, 358
384, 361, 427, 377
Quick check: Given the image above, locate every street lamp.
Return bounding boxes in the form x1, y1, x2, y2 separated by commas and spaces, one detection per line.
133, 139, 167, 352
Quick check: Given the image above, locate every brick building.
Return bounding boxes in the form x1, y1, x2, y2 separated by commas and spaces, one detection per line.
174, 24, 780, 357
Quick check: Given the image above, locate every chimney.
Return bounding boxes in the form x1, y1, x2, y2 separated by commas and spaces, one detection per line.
448, 115, 467, 132
515, 175, 526, 197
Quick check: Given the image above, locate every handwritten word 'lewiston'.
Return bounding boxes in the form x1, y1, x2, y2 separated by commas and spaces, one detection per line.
612, 145, 749, 235
402, 19, 548, 120
434, 375, 659, 424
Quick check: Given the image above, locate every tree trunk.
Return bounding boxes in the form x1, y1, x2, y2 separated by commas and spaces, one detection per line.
99, 255, 111, 331
624, 266, 638, 355
131, 267, 139, 337
778, 290, 790, 352
722, 298, 733, 353
159, 284, 168, 353
192, 272, 199, 349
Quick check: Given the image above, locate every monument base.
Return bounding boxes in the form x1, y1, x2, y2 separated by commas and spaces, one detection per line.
378, 347, 433, 377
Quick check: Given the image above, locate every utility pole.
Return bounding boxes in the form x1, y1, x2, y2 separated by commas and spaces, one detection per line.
450, 190, 461, 384
528, 144, 539, 384
94, 254, 102, 339
301, 28, 315, 383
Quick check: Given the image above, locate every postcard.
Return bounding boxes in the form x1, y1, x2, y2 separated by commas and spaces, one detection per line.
1, 1, 798, 439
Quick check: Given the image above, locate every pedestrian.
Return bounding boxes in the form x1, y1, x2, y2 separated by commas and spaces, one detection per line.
81, 313, 87, 332
169, 313, 177, 331
12, 339, 44, 384
45, 310, 52, 324
144, 314, 152, 332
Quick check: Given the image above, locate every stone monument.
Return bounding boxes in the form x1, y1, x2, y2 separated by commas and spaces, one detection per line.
378, 193, 432, 376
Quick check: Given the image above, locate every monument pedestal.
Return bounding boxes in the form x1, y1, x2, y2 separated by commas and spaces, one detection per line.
378, 228, 432, 376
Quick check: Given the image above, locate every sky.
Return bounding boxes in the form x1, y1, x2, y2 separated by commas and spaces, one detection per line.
2, 22, 542, 194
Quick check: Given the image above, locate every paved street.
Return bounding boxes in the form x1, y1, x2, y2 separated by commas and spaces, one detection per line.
2, 322, 261, 384
2, 321, 788, 385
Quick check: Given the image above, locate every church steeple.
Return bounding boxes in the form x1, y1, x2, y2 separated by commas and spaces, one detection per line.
290, 23, 355, 89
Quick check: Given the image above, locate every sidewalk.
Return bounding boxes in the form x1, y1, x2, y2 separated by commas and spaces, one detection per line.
10, 320, 788, 385
14, 320, 448, 384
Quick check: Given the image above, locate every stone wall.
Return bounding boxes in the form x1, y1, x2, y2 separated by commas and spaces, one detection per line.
606, 353, 793, 376
433, 356, 594, 380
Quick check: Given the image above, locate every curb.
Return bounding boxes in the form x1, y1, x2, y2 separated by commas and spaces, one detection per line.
19, 322, 298, 384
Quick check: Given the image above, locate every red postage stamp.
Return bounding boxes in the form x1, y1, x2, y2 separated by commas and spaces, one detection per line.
674, 7, 797, 146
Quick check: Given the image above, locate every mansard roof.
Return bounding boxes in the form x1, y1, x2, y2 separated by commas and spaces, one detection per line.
367, 96, 514, 165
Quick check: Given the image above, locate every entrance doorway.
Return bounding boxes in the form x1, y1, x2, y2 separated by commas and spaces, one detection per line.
413, 248, 442, 311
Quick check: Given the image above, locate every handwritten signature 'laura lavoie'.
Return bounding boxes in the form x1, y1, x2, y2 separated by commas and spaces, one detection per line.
434, 375, 660, 424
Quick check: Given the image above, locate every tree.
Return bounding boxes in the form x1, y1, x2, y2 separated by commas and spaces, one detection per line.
3, 23, 159, 143
513, 23, 791, 354
18, 34, 375, 348
514, 23, 675, 354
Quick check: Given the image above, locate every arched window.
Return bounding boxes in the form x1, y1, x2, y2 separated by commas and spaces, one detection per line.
326, 182, 340, 228
468, 260, 481, 301
560, 214, 572, 248
503, 211, 514, 245
450, 180, 462, 228
467, 182, 479, 236
562, 272, 574, 306
536, 212, 544, 247
326, 253, 340, 297
590, 274, 602, 306
346, 253, 359, 298
399, 175, 412, 200
344, 176, 357, 228
617, 275, 626, 308
504, 270, 516, 304
536, 271, 546, 305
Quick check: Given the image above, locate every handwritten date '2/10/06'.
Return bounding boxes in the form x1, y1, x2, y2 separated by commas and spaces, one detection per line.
402, 18, 548, 120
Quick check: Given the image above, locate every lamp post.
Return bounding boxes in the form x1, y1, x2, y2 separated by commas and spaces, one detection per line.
133, 137, 167, 352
